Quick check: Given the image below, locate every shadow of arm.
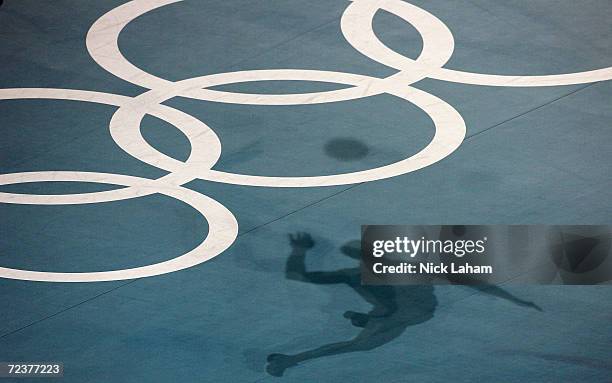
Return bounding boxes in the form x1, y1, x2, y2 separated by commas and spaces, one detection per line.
467, 282, 542, 311
286, 247, 349, 284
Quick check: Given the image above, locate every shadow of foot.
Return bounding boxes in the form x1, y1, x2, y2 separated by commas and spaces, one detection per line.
343, 310, 369, 327
266, 354, 296, 377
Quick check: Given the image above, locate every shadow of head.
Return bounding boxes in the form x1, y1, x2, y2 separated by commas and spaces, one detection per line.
324, 138, 369, 161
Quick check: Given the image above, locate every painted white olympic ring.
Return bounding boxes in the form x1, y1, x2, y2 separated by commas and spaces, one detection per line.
0, 172, 238, 282
342, 0, 612, 86
107, 73, 465, 187
0, 87, 222, 204
86, 0, 453, 105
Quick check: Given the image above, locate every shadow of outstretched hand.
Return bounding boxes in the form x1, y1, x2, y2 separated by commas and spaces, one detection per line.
289, 232, 315, 250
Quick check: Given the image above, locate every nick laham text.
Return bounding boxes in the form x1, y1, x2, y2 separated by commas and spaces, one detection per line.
372, 262, 493, 275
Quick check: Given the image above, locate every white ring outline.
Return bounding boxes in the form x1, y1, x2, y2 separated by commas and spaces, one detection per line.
342, 0, 612, 86
86, 0, 453, 105
0, 172, 238, 282
107, 73, 466, 187
87, 0, 612, 98
0, 87, 222, 203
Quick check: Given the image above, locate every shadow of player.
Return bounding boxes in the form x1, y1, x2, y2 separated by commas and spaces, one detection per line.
266, 232, 437, 377
266, 232, 542, 377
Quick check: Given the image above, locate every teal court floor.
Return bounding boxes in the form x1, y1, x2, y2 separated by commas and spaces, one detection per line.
0, 0, 611, 381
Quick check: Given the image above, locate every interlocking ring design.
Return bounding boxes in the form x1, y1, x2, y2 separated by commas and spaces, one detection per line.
1, 0, 610, 282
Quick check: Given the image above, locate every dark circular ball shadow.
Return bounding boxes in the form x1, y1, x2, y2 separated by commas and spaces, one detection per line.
324, 137, 369, 161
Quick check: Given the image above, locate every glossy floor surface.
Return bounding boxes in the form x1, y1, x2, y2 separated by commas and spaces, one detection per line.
0, 0, 611, 381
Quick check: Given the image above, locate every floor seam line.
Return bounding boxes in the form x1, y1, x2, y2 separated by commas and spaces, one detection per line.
224, 15, 342, 72
0, 279, 138, 339
464, 82, 597, 142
